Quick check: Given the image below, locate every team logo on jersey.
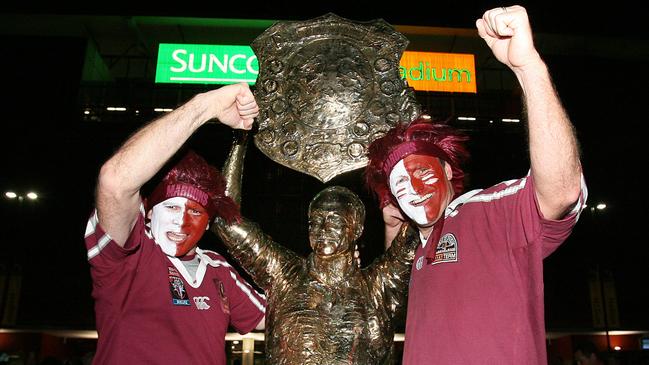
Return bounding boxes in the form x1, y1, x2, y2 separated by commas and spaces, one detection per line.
213, 279, 230, 315
168, 267, 190, 306
430, 233, 458, 266
193, 296, 211, 310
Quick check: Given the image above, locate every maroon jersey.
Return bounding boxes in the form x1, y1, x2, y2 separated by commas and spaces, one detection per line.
84, 205, 266, 365
403, 174, 587, 365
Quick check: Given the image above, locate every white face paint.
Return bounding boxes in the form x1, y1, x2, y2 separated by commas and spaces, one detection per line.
388, 155, 451, 228
149, 196, 208, 257
389, 160, 429, 225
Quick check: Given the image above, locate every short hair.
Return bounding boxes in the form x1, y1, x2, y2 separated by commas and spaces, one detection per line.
309, 186, 365, 225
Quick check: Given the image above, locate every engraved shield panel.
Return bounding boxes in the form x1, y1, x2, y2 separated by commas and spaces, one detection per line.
252, 13, 420, 182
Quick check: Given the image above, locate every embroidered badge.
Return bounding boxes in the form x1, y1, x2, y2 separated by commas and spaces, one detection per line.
168, 267, 190, 306
415, 256, 424, 271
214, 279, 230, 315
430, 233, 458, 266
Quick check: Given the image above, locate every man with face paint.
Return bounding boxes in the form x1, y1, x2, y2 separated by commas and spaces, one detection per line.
366, 6, 588, 365
211, 137, 418, 364
84, 83, 266, 365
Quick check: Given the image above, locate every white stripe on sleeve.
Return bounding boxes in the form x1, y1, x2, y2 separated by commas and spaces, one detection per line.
84, 210, 99, 238
87, 233, 112, 261
228, 270, 266, 313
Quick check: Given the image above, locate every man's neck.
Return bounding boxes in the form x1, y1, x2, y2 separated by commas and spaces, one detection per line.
308, 253, 357, 286
418, 224, 434, 241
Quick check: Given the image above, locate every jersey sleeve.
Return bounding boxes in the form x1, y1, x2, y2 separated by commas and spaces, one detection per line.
84, 204, 147, 286
219, 263, 267, 334
504, 172, 588, 257
532, 173, 588, 257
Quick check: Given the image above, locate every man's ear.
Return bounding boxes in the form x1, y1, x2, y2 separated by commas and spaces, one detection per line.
443, 160, 453, 180
147, 209, 153, 219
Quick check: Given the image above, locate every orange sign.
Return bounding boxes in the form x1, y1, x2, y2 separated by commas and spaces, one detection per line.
399, 51, 476, 93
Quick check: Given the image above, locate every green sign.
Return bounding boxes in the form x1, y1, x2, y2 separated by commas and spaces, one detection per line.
155, 44, 258, 84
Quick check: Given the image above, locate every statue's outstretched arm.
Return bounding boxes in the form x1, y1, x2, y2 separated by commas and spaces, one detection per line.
212, 131, 299, 291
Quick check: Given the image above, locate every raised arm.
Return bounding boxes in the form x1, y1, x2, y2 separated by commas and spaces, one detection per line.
476, 6, 582, 219
96, 83, 258, 245
212, 134, 300, 291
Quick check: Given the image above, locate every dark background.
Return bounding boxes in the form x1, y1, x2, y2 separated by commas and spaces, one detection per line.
1, 0, 648, 336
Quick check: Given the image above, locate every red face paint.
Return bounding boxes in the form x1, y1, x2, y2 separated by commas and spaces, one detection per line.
390, 154, 452, 226
175, 199, 210, 257
150, 197, 210, 257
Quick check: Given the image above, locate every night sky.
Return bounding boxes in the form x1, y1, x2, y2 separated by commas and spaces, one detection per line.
1, 1, 648, 333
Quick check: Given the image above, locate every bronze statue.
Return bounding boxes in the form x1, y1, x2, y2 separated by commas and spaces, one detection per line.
213, 136, 417, 365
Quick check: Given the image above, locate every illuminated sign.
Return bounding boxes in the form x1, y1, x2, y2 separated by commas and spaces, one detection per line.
400, 51, 476, 93
155, 44, 258, 84
155, 44, 476, 93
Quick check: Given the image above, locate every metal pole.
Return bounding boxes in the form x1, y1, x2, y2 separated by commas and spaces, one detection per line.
241, 338, 255, 365
597, 264, 612, 353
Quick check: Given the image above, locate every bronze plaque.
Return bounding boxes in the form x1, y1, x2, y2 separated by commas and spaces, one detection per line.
252, 13, 420, 182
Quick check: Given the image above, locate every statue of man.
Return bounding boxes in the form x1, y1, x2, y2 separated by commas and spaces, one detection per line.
213, 138, 417, 365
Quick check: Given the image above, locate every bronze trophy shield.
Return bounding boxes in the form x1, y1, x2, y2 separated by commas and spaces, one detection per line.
252, 13, 421, 182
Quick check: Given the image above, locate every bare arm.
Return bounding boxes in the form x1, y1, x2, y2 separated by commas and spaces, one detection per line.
476, 6, 582, 219
96, 83, 259, 245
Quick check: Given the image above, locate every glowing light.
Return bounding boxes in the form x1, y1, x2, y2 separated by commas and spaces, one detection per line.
26, 192, 38, 200
5, 192, 17, 199
614, 346, 621, 351
596, 203, 607, 210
